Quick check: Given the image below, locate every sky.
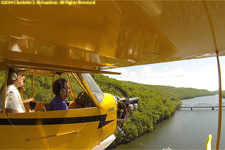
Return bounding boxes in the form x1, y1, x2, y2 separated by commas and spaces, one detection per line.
105, 56, 225, 91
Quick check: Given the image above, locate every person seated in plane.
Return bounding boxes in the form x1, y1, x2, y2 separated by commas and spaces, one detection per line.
50, 78, 70, 110
0, 67, 35, 113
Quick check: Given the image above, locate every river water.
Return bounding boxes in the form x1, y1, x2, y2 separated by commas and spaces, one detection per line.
114, 95, 225, 150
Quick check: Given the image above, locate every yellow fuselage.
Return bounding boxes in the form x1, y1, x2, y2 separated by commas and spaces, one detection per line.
0, 93, 117, 149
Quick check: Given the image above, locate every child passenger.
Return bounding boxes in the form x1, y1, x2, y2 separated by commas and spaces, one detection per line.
50, 78, 70, 110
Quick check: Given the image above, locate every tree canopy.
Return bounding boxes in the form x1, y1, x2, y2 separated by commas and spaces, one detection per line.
91, 74, 214, 147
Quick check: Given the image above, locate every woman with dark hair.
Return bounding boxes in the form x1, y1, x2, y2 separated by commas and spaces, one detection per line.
50, 78, 70, 110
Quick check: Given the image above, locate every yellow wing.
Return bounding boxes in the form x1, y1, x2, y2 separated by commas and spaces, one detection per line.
0, 1, 224, 71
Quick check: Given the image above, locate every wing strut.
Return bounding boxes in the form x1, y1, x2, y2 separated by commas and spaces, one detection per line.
215, 50, 222, 150
203, 2, 222, 150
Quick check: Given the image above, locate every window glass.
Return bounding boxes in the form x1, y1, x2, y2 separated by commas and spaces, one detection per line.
68, 74, 85, 96
22, 72, 98, 110
0, 70, 6, 112
23, 74, 52, 102
55, 73, 96, 108
54, 73, 85, 101
0, 70, 6, 89
81, 74, 104, 104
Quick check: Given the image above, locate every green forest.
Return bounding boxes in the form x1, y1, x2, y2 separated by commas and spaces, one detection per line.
91, 74, 215, 147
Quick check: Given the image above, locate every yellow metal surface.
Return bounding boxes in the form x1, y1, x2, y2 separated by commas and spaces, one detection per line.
0, 93, 117, 149
99, 93, 117, 142
205, 134, 212, 150
0, 1, 225, 71
0, 108, 103, 149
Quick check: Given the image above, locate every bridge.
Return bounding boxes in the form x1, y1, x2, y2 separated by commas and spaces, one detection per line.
181, 102, 225, 110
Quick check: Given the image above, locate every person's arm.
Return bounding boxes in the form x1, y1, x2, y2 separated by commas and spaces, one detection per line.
6, 108, 19, 113
5, 92, 19, 113
23, 98, 36, 112
23, 98, 35, 105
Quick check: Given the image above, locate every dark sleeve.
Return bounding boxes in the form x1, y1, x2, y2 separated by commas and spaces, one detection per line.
52, 101, 68, 110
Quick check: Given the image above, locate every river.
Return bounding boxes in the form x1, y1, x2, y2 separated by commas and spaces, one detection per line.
114, 95, 225, 150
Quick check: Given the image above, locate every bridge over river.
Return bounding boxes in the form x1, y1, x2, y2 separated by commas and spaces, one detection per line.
181, 102, 225, 110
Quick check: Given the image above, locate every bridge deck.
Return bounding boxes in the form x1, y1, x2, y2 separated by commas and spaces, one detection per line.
181, 106, 225, 108
180, 106, 225, 110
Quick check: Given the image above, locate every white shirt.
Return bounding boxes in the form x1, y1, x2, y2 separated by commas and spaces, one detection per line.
4, 85, 25, 113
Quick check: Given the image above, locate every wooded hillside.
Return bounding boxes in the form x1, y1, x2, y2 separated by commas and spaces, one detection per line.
91, 74, 214, 147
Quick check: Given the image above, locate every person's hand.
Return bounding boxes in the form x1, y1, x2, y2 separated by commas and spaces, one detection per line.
29, 98, 35, 103
23, 98, 35, 105
28, 109, 35, 113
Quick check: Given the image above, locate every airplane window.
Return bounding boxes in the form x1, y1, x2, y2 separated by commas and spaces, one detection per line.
67, 74, 85, 96
65, 73, 99, 108
23, 74, 52, 102
0, 70, 6, 112
54, 74, 85, 101
54, 73, 96, 109
21, 72, 98, 111
81, 74, 104, 104
0, 70, 5, 90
